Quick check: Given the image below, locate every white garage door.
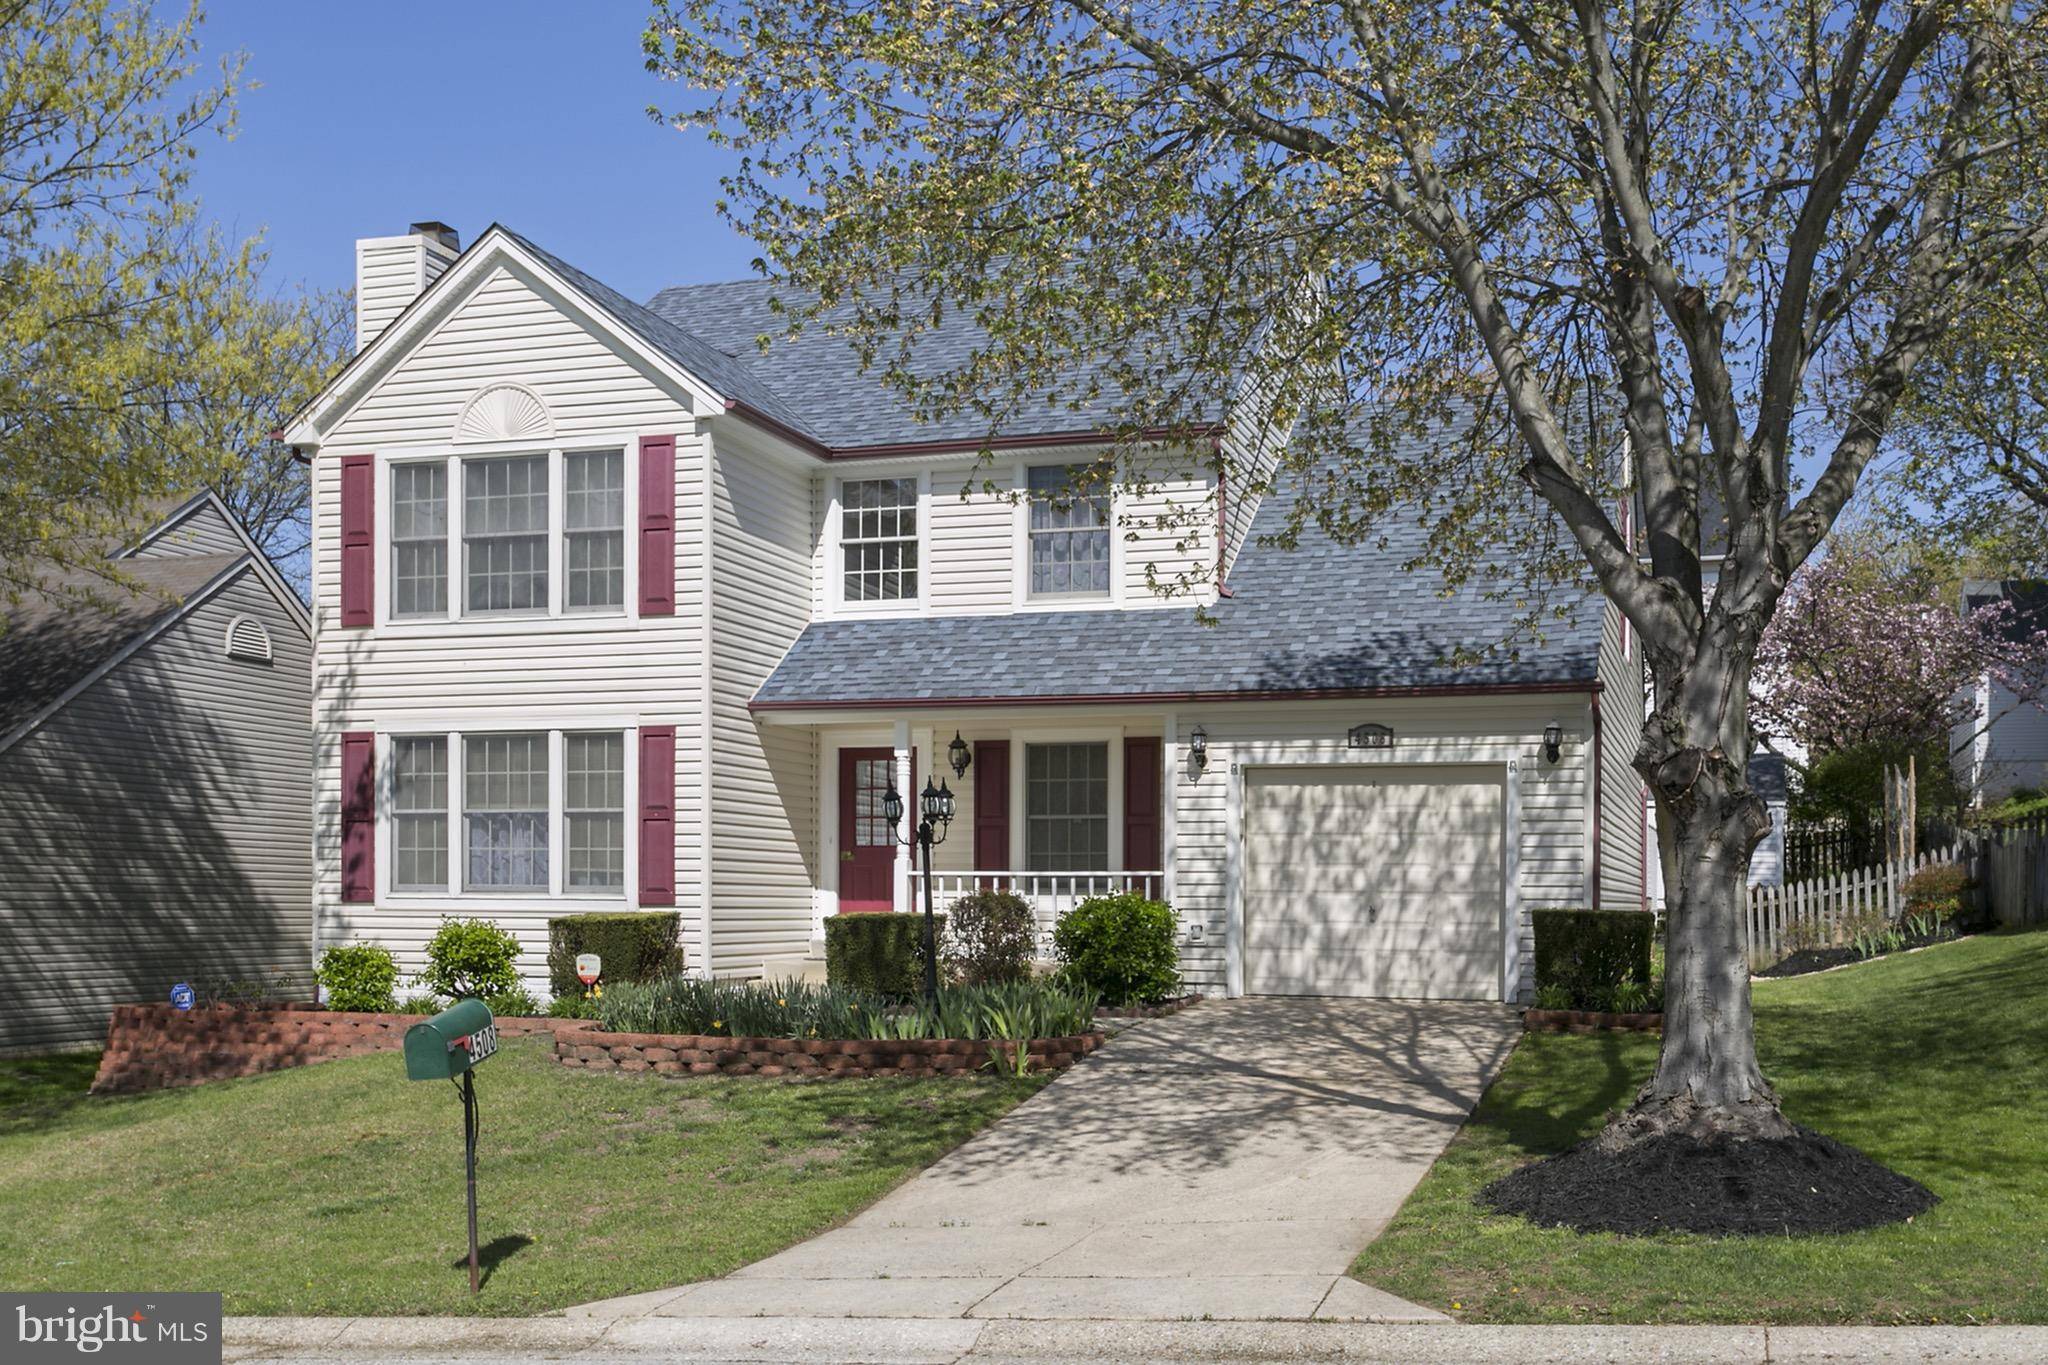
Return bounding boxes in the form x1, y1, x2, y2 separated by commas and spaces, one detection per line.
1243, 766, 1505, 1000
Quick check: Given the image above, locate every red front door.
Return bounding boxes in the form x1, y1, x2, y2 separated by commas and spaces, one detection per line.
839, 748, 904, 912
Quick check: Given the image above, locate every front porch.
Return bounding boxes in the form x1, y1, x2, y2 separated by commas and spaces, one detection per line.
770, 708, 1181, 952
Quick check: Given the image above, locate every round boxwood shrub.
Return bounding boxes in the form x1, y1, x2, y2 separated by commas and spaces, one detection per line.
416, 917, 523, 1001
314, 943, 399, 1013
943, 890, 1038, 985
1052, 892, 1180, 1006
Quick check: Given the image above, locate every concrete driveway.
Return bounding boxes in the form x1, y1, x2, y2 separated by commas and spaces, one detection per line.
571, 997, 1520, 1325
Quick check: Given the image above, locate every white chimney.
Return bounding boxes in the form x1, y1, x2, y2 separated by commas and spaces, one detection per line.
354, 221, 461, 352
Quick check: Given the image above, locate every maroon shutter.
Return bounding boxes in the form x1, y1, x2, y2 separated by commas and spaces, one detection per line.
1123, 738, 1162, 895
973, 741, 1010, 881
340, 731, 375, 903
339, 455, 374, 628
638, 725, 676, 905
638, 435, 677, 616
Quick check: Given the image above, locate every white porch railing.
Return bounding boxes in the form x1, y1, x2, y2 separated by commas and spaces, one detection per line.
913, 870, 1165, 949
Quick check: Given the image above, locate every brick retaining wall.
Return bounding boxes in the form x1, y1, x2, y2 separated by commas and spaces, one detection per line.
556, 1029, 1107, 1078
91, 1004, 600, 1094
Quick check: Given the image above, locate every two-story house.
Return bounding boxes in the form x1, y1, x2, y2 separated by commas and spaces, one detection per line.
285, 222, 1647, 1004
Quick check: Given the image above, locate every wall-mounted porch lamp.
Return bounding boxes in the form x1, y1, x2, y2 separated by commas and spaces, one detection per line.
1541, 722, 1564, 764
948, 730, 972, 779
1188, 724, 1209, 776
882, 775, 956, 1004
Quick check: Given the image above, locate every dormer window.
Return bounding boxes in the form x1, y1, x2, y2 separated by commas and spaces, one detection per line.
841, 477, 918, 603
1027, 464, 1110, 599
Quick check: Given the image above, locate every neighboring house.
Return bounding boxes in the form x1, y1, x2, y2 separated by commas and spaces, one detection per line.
1954, 579, 2048, 803
284, 221, 1649, 1005
0, 493, 313, 1051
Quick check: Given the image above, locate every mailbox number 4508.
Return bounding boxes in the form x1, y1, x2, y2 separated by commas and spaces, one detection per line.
465, 1025, 499, 1062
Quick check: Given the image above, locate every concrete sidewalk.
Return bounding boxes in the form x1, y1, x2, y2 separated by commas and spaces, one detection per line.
222, 1315, 2048, 1363
569, 998, 1520, 1327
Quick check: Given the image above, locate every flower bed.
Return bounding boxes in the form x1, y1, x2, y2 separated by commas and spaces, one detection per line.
1097, 993, 1204, 1019
556, 1029, 1106, 1078
92, 1003, 599, 1094
1522, 1008, 1664, 1034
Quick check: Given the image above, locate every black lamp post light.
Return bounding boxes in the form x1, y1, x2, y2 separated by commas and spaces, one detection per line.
883, 773, 957, 1004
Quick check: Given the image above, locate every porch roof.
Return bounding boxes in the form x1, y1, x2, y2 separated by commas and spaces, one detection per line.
754, 465, 1609, 709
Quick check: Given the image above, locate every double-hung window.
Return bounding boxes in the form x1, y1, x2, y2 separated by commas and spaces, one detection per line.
1024, 742, 1109, 871
565, 732, 626, 890
391, 464, 448, 618
464, 733, 550, 890
840, 477, 918, 604
391, 736, 449, 889
385, 727, 630, 899
463, 456, 549, 613
565, 451, 625, 611
386, 446, 632, 623
1026, 464, 1110, 599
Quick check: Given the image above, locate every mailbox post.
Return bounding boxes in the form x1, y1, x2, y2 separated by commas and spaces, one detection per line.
404, 999, 499, 1295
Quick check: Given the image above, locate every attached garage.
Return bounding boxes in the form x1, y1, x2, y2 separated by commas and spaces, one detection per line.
1241, 765, 1507, 1000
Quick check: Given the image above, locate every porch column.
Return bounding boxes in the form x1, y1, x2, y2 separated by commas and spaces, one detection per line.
1162, 712, 1178, 906
892, 719, 912, 913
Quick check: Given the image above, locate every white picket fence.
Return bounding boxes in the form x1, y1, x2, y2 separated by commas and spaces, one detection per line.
1743, 843, 1969, 969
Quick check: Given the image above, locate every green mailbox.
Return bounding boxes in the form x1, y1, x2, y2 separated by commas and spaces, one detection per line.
404, 999, 499, 1081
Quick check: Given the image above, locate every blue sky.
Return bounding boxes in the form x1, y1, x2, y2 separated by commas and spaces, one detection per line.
192, 1, 754, 304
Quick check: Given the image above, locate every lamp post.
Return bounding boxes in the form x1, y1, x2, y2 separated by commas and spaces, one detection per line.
883, 774, 956, 1004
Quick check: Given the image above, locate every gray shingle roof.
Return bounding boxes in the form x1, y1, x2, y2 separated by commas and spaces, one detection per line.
0, 553, 244, 737
754, 463, 1607, 708
643, 277, 1162, 450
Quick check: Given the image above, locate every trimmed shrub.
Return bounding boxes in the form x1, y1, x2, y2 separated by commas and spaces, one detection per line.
824, 912, 944, 998
546, 911, 684, 997
416, 917, 523, 1001
1531, 909, 1654, 1011
1901, 863, 1972, 925
314, 944, 398, 1013
943, 890, 1038, 985
1052, 892, 1180, 1006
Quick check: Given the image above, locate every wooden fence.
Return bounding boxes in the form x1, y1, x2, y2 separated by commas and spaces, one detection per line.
1983, 820, 2048, 929
1744, 817, 2048, 966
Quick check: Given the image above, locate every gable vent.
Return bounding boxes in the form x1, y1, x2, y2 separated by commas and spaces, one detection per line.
454, 382, 553, 443
223, 614, 273, 663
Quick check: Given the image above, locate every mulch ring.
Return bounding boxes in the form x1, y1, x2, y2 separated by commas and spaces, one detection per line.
1757, 928, 1967, 979
1097, 994, 1204, 1019
1480, 1125, 1938, 1236
1523, 1008, 1662, 1034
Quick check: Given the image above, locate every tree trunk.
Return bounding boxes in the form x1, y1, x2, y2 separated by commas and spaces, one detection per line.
1614, 751, 1793, 1148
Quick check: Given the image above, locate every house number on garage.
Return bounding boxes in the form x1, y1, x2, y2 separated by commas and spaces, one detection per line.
1347, 723, 1394, 749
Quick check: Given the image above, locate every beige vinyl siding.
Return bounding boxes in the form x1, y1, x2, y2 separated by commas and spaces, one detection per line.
132, 500, 245, 559
311, 263, 710, 988
1170, 695, 1590, 1001
1217, 363, 1293, 580
1595, 605, 1649, 908
1118, 456, 1216, 602
0, 566, 313, 1050
708, 426, 818, 974
927, 465, 1016, 614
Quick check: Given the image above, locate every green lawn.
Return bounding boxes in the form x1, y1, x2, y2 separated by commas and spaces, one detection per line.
0, 1038, 1042, 1315
1352, 929, 2048, 1325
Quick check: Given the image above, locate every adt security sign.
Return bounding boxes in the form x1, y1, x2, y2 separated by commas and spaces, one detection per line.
169, 983, 196, 1012
575, 953, 601, 986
